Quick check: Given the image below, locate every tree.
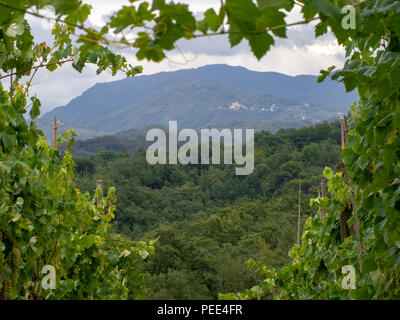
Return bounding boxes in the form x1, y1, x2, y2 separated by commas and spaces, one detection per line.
279, 161, 303, 182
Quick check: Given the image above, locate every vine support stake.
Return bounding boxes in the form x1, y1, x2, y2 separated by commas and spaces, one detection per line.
321, 179, 326, 222
341, 115, 362, 272
53, 117, 57, 149
351, 187, 363, 273
344, 115, 349, 143
96, 180, 103, 206
297, 176, 301, 245
9, 72, 13, 103
340, 116, 345, 150
96, 180, 103, 190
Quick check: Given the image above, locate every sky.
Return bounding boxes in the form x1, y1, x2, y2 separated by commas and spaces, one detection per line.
21, 0, 345, 113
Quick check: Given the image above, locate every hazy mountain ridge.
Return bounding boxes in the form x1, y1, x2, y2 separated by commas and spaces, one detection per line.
40, 64, 356, 138
37, 118, 108, 141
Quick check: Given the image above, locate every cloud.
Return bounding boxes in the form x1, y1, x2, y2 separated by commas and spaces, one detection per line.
28, 64, 121, 113
30, 34, 344, 114
1, 1, 346, 113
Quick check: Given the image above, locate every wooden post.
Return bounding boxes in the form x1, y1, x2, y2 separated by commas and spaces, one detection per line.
344, 115, 349, 143
96, 180, 103, 190
10, 73, 13, 103
318, 188, 322, 222
53, 117, 57, 148
340, 116, 345, 150
321, 179, 326, 222
297, 176, 301, 245
96, 180, 103, 206
351, 189, 363, 273
340, 116, 362, 271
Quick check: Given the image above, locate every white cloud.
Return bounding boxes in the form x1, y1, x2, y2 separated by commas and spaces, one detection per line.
1, 1, 346, 113
85, 0, 130, 26
84, 0, 221, 26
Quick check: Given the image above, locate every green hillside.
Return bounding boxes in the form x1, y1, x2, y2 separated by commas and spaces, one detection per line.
41, 65, 356, 134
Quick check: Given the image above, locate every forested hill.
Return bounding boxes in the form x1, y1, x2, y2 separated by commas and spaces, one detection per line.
74, 121, 342, 299
39, 65, 357, 137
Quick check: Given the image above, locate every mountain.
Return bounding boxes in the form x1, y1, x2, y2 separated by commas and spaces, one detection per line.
40, 64, 357, 137
37, 118, 107, 142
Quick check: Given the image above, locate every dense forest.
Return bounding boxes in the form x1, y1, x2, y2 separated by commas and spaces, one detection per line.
74, 121, 342, 299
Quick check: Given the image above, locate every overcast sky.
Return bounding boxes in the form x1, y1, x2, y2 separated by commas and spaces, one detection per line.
21, 0, 345, 113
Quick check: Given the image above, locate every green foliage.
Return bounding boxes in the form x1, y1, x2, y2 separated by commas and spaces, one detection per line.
0, 87, 153, 299
0, 1, 150, 300
74, 122, 341, 299
219, 0, 400, 300
140, 195, 309, 300
0, 0, 364, 64
75, 122, 340, 236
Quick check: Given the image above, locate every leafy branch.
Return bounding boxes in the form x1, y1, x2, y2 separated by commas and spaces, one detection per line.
0, 59, 73, 81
